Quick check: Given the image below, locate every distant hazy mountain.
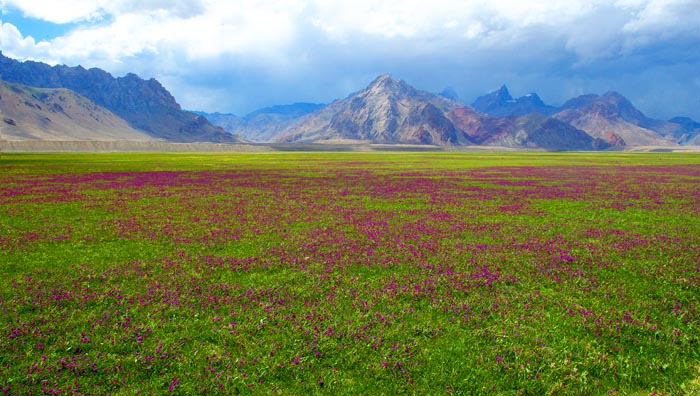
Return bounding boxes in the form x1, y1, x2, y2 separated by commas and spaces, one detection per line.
471, 85, 556, 117
438, 87, 460, 101
662, 117, 700, 145
0, 80, 153, 141
553, 92, 676, 147
276, 74, 472, 145
192, 111, 243, 133
246, 103, 326, 119
197, 103, 325, 142
0, 52, 243, 143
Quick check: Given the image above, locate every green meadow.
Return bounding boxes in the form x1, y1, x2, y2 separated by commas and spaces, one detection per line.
1, 152, 699, 395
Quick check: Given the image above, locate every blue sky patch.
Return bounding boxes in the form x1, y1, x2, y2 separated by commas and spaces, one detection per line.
1, 8, 77, 42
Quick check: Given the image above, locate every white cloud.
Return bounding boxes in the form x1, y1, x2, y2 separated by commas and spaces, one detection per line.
621, 0, 700, 50
0, 0, 206, 23
0, 20, 53, 60
6, 0, 305, 67
5, 0, 699, 65
0, 0, 108, 24
1, 0, 698, 118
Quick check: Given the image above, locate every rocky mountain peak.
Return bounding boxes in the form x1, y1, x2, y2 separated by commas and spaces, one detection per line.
553, 91, 675, 147
495, 85, 513, 102
471, 85, 514, 113
472, 85, 555, 116
519, 93, 546, 106
599, 91, 636, 110
669, 117, 700, 129
560, 94, 600, 110
439, 87, 459, 101
601, 91, 627, 102
665, 117, 700, 144
363, 74, 418, 99
370, 73, 393, 85
563, 91, 648, 124
275, 75, 468, 144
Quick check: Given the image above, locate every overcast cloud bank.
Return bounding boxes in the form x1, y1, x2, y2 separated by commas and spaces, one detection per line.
1, 0, 698, 119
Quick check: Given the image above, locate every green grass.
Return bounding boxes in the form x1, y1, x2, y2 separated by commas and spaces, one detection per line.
1, 152, 699, 395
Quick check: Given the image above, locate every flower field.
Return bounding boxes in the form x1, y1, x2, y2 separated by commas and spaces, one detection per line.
1, 152, 699, 395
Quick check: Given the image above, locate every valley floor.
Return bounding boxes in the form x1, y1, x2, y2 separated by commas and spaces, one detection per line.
3, 139, 700, 153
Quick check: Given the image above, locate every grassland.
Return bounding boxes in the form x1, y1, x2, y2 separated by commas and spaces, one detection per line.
1, 152, 699, 395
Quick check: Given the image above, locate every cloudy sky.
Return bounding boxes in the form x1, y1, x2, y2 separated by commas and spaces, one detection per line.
1, 0, 699, 120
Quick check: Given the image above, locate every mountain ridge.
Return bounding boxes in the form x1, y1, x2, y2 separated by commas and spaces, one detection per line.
470, 85, 697, 147
1, 50, 697, 150
0, 52, 243, 143
273, 76, 694, 149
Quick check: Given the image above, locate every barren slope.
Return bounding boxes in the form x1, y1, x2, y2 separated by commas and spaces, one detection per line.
0, 81, 153, 141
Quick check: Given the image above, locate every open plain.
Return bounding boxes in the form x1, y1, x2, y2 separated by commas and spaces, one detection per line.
1, 152, 699, 394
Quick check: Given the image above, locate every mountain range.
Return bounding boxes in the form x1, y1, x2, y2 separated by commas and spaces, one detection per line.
192, 102, 325, 143
1, 53, 698, 150
201, 75, 698, 150
0, 52, 243, 143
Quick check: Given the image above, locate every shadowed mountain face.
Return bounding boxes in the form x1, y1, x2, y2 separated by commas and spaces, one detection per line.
447, 107, 609, 150
665, 117, 700, 145
472, 85, 556, 117
512, 116, 611, 151
276, 74, 473, 145
0, 80, 153, 141
471, 85, 513, 114
0, 52, 242, 143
